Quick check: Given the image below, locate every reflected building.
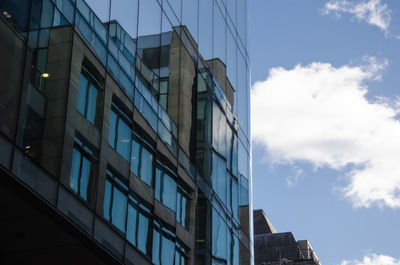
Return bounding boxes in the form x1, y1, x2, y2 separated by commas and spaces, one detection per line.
0, 0, 251, 264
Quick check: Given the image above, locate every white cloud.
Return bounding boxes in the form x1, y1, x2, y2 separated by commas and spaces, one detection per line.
286, 167, 304, 188
321, 0, 392, 33
340, 254, 400, 265
250, 56, 400, 209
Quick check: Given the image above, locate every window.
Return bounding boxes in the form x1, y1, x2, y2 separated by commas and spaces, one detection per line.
176, 185, 190, 229
212, 152, 227, 206
126, 194, 151, 255
131, 134, 154, 186
104, 169, 128, 233
77, 67, 101, 125
175, 241, 189, 265
70, 137, 96, 201
155, 164, 177, 212
212, 208, 227, 260
159, 78, 168, 110
108, 102, 132, 161
152, 221, 176, 265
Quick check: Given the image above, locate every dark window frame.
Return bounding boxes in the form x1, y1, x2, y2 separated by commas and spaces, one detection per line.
70, 135, 97, 202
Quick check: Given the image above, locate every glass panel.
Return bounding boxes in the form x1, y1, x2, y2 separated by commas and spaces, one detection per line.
111, 187, 128, 233
232, 134, 238, 177
80, 156, 91, 200
213, 103, 227, 157
182, 0, 198, 42
227, 0, 237, 27
110, 0, 139, 39
212, 208, 227, 259
152, 229, 161, 265
237, 51, 247, 136
199, 0, 213, 59
232, 178, 238, 221
126, 203, 138, 245
155, 167, 162, 201
238, 140, 248, 178
86, 83, 97, 124
213, 2, 226, 65
108, 110, 117, 147
77, 74, 88, 115
165, 0, 181, 22
212, 153, 227, 205
116, 118, 131, 161
138, 0, 161, 37
130, 138, 140, 176
162, 235, 175, 265
227, 29, 237, 90
140, 147, 153, 186
70, 148, 81, 193
181, 195, 187, 228
104, 179, 112, 220
84, 0, 110, 22
137, 213, 149, 254
163, 173, 177, 211
236, 0, 246, 47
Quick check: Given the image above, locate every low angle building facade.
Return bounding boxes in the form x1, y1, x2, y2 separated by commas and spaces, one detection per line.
0, 0, 252, 264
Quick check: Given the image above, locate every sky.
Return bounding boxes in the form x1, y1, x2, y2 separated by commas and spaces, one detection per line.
249, 1, 400, 265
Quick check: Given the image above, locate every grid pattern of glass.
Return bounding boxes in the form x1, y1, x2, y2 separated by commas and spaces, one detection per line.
0, 0, 252, 264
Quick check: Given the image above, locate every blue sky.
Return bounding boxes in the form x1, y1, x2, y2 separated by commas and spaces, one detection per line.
249, 1, 400, 265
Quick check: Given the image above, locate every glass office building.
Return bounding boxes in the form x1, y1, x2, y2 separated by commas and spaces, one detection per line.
0, 0, 252, 264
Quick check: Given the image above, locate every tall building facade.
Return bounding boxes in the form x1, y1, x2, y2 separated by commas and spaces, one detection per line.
0, 0, 252, 264
253, 210, 320, 265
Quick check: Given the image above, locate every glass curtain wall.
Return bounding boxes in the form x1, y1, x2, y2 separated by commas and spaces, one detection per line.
0, 0, 252, 264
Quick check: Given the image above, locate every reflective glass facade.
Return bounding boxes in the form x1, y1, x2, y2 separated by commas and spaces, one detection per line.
0, 0, 252, 264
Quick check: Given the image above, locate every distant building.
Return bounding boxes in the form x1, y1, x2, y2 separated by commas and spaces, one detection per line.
253, 210, 321, 265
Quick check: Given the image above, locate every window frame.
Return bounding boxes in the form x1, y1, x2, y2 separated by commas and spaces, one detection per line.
155, 161, 177, 212
77, 65, 102, 125
70, 136, 97, 202
103, 168, 129, 233
131, 131, 155, 187
108, 101, 132, 161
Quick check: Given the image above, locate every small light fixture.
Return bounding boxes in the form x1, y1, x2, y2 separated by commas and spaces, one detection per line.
41, 73, 50, 78
25, 145, 31, 150
5, 14, 11, 19
3, 11, 8, 16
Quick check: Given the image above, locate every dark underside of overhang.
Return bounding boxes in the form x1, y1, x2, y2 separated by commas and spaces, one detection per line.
0, 165, 121, 265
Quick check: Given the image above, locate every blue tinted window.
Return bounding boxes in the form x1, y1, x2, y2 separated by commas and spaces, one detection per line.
126, 196, 150, 255
137, 212, 149, 253
212, 153, 227, 205
177, 187, 190, 229
108, 110, 117, 147
141, 146, 153, 185
116, 117, 131, 160
108, 107, 132, 161
77, 72, 99, 125
112, 187, 128, 232
155, 165, 177, 212
130, 136, 154, 186
130, 138, 140, 176
126, 203, 138, 245
77, 74, 88, 114
162, 235, 175, 265
104, 180, 112, 220
70, 138, 95, 201
212, 209, 227, 259
152, 228, 161, 265
86, 84, 97, 123
103, 170, 128, 233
